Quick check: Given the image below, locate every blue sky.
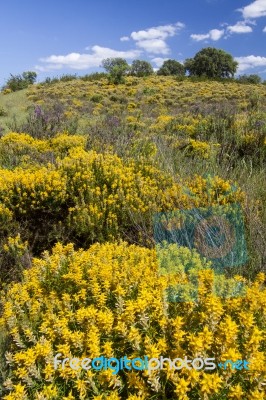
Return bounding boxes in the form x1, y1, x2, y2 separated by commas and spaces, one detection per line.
1, 0, 266, 86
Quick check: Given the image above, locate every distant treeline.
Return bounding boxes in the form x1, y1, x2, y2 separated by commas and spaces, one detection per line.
1, 47, 266, 92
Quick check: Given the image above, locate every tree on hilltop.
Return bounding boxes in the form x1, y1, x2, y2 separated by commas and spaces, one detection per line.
157, 59, 185, 76
102, 58, 130, 84
130, 60, 154, 77
184, 47, 238, 79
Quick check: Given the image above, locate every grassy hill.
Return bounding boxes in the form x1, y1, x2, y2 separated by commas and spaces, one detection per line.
0, 89, 31, 134
0, 76, 266, 399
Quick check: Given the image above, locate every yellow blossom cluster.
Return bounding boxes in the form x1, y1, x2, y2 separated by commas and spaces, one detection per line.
0, 242, 265, 399
0, 132, 87, 167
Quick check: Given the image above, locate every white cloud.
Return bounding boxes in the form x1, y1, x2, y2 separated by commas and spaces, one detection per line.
89, 46, 141, 59
190, 28, 224, 41
35, 64, 63, 72
120, 36, 130, 41
131, 23, 184, 41
130, 22, 185, 54
263, 26, 266, 31
209, 29, 225, 40
191, 20, 256, 42
227, 21, 253, 34
37, 45, 142, 72
239, 0, 266, 19
150, 57, 169, 67
235, 55, 266, 72
191, 33, 210, 41
135, 39, 170, 54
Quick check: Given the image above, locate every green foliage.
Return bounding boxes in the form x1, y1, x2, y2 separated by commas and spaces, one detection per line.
130, 59, 154, 77
42, 72, 107, 85
21, 71, 37, 85
57, 73, 77, 82
157, 59, 185, 76
90, 93, 103, 103
102, 57, 130, 84
184, 47, 238, 79
80, 72, 107, 81
237, 74, 262, 84
4, 71, 37, 92
43, 76, 60, 85
43, 74, 77, 85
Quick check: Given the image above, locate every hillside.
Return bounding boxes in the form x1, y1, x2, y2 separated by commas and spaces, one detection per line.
1, 76, 265, 276
0, 76, 266, 399
0, 89, 30, 135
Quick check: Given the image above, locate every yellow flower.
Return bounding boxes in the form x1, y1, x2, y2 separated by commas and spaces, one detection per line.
174, 377, 190, 398
200, 373, 223, 394
228, 384, 244, 399
248, 389, 265, 400
4, 383, 27, 400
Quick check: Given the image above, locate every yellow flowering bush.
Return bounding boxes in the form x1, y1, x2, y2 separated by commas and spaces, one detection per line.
184, 139, 219, 160
0, 132, 87, 168
0, 144, 242, 261
2, 88, 12, 95
0, 167, 67, 213
0, 242, 265, 399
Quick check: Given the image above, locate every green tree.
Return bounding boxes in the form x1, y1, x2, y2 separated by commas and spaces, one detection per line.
130, 60, 154, 77
22, 71, 37, 85
102, 58, 130, 84
157, 59, 185, 76
184, 47, 238, 79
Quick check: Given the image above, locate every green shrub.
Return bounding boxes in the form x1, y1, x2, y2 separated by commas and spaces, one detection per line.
0, 107, 8, 117
3, 71, 37, 92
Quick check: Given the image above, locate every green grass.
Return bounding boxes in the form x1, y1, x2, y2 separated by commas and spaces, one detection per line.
0, 89, 32, 134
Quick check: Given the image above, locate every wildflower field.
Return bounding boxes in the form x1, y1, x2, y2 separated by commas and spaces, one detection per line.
0, 75, 266, 399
